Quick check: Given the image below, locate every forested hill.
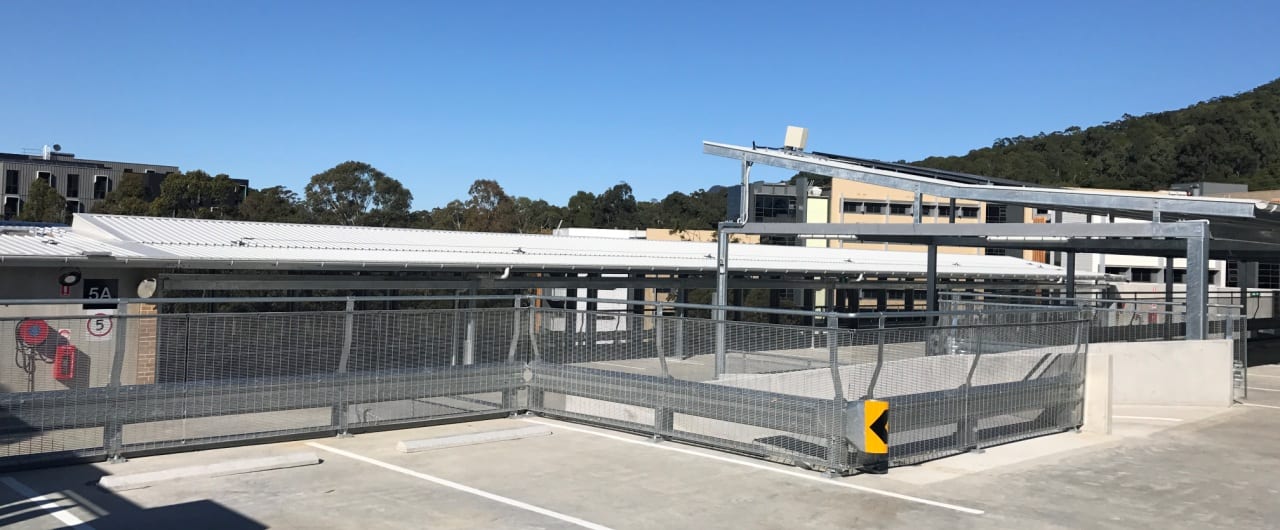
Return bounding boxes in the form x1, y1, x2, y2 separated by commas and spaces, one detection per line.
913, 77, 1280, 191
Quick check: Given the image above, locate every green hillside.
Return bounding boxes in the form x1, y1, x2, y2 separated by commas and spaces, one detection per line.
914, 78, 1280, 191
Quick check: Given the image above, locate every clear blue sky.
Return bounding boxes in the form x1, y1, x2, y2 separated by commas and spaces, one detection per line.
4, 1, 1278, 209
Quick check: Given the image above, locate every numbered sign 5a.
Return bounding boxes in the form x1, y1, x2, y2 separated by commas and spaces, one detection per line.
83, 279, 120, 310
85, 310, 116, 342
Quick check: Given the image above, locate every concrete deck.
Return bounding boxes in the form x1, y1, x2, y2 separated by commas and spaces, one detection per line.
1, 366, 1277, 529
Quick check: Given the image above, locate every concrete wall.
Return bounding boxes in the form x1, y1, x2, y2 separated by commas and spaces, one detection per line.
1087, 340, 1233, 407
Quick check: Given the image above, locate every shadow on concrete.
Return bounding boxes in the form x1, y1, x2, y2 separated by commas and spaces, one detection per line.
1247, 338, 1280, 367
0, 417, 265, 529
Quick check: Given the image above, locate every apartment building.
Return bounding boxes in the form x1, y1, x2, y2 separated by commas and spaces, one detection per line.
1, 146, 179, 220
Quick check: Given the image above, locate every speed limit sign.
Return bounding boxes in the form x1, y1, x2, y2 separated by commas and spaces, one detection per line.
85, 311, 115, 341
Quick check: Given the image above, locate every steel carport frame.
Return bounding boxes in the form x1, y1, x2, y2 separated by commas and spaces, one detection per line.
701, 140, 1275, 343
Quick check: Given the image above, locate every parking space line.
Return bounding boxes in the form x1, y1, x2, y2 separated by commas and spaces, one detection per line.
1247, 386, 1280, 392
520, 418, 985, 516
1241, 402, 1280, 410
1113, 416, 1183, 422
305, 442, 613, 530
0, 476, 95, 530
590, 362, 645, 371
1246, 373, 1280, 379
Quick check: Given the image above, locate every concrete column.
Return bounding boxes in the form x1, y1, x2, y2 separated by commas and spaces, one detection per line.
1083, 351, 1113, 435
948, 198, 957, 224
912, 192, 923, 224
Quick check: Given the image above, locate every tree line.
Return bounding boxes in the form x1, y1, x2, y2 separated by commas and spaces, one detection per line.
914, 77, 1280, 191
20, 77, 1278, 226
61, 160, 730, 234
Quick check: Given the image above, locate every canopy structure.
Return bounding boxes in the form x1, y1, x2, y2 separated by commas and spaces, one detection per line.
704, 141, 1280, 339
0, 213, 1105, 296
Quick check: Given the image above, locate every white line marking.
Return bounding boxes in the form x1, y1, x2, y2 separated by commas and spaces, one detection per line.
0, 476, 95, 529
1246, 373, 1280, 379
519, 418, 985, 516
1241, 402, 1280, 410
1247, 386, 1280, 393
590, 362, 645, 371
1113, 416, 1183, 422
306, 442, 613, 530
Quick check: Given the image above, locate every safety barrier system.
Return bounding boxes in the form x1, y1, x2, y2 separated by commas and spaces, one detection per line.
0, 295, 1089, 474
940, 292, 1249, 399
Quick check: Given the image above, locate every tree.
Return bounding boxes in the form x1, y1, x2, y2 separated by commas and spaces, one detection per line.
593, 182, 639, 228
461, 179, 518, 232
150, 170, 241, 219
304, 161, 413, 226
564, 191, 596, 227
240, 186, 307, 223
18, 179, 66, 223
93, 174, 152, 215
511, 197, 563, 234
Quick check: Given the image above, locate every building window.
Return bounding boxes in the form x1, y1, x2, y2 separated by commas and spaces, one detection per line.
863, 203, 885, 214
65, 174, 79, 198
2, 197, 21, 220
1130, 268, 1156, 282
65, 200, 84, 215
889, 203, 912, 215
93, 175, 111, 199
842, 200, 861, 214
959, 207, 980, 218
985, 248, 1008, 256
1035, 208, 1051, 215
4, 170, 18, 195
921, 205, 937, 217
753, 195, 796, 219
986, 204, 1008, 223
37, 171, 57, 190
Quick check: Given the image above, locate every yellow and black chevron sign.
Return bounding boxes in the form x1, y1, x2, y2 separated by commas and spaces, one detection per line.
847, 399, 889, 454
862, 399, 889, 454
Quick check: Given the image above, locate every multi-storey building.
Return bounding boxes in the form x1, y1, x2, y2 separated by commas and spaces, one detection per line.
1, 146, 179, 220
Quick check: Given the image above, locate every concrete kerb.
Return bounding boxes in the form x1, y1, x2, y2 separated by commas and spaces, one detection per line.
96, 451, 321, 491
397, 425, 553, 453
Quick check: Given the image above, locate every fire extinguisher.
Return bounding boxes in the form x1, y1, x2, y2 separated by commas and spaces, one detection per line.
53, 345, 76, 381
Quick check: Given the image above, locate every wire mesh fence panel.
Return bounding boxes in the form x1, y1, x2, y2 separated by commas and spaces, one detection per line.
1, 312, 131, 465
0, 300, 528, 468
525, 300, 1088, 473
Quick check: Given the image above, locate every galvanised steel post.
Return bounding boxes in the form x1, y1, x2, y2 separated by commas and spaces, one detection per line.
1186, 227, 1210, 340
465, 288, 477, 365
926, 244, 938, 315
1065, 252, 1077, 302
826, 313, 848, 473
715, 225, 730, 378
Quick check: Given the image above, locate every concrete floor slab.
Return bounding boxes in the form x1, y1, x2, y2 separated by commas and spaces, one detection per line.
2, 374, 1280, 530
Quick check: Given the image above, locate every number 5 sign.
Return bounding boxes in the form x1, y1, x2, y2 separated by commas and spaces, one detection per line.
85, 309, 116, 342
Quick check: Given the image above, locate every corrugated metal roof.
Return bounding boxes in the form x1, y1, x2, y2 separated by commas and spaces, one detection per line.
0, 214, 1094, 280
0, 226, 144, 260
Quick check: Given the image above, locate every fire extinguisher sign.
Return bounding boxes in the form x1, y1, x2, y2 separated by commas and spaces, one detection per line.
85, 309, 115, 341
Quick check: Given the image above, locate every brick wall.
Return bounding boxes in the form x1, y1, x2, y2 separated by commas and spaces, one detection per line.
134, 303, 158, 385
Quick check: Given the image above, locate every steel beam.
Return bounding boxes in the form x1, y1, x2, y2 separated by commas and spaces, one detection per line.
704, 142, 1260, 219
726, 221, 1211, 239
